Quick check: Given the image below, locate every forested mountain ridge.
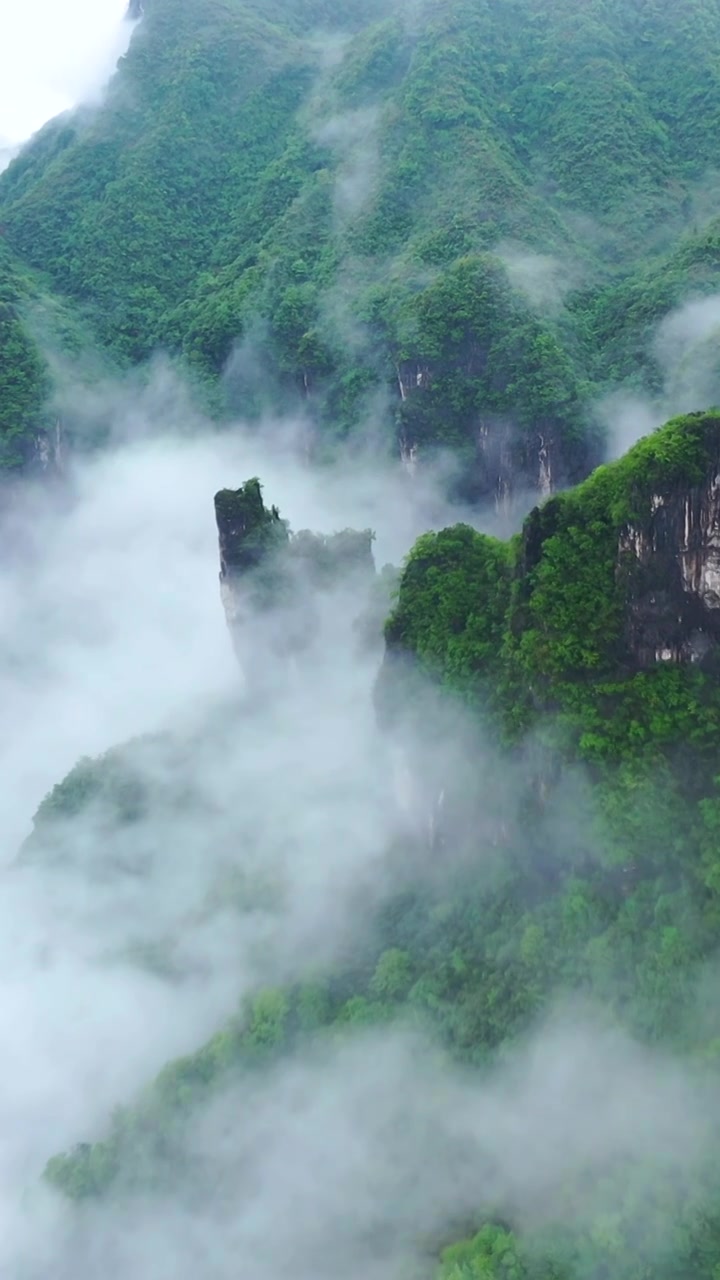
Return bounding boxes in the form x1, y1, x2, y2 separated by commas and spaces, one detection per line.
5, 0, 720, 496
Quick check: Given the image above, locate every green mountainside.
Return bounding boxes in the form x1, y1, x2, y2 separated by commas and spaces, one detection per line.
0, 237, 120, 472
380, 409, 720, 879
0, 242, 51, 468
31, 410, 720, 1279
5, 0, 720, 491
7, 2, 720, 1277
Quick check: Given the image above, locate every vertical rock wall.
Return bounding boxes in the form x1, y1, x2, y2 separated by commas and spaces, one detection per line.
620, 464, 720, 667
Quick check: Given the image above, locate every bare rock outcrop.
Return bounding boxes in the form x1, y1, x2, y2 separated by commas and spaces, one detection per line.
214, 478, 376, 688
619, 462, 720, 668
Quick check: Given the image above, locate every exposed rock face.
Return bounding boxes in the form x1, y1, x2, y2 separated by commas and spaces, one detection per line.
395, 376, 587, 510
215, 479, 288, 589
473, 418, 561, 513
376, 412, 720, 858
395, 361, 432, 402
214, 479, 299, 682
32, 419, 65, 476
214, 478, 376, 688
620, 464, 720, 668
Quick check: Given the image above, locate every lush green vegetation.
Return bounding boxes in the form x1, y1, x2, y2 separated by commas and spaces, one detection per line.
36, 411, 720, 1279
0, 244, 50, 467
5, 0, 720, 481
215, 478, 290, 579
383, 410, 720, 879
8, 0, 720, 1274
0, 238, 123, 469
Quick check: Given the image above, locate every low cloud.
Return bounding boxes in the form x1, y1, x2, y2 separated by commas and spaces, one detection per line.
7, 1014, 717, 1277
3, 354, 714, 1278
0, 359, 509, 1268
600, 291, 720, 458
655, 293, 720, 413
497, 242, 583, 314
313, 107, 382, 221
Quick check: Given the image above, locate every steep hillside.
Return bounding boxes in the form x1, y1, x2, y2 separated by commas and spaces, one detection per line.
8, 4, 720, 1274
5, 0, 720, 495
380, 410, 720, 876
0, 238, 125, 476
27, 410, 720, 1280
0, 243, 50, 469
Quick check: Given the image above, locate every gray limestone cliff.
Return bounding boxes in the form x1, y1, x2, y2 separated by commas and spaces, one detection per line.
374, 411, 720, 850
214, 478, 376, 686
618, 441, 720, 670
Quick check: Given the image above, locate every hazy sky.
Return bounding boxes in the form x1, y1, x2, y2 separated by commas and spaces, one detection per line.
0, 0, 131, 148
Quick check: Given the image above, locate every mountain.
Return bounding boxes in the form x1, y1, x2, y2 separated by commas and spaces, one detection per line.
0, 236, 118, 475
8, 3, 720, 1277
380, 408, 720, 865
33, 409, 720, 1280
0, 243, 50, 469
5, 0, 720, 497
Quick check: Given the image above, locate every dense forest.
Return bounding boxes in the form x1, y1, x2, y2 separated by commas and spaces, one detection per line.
5, 1, 720, 1278
26, 409, 720, 1280
6, 0, 720, 492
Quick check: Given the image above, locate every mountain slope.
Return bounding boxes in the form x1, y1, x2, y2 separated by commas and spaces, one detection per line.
32, 410, 720, 1280
7, 4, 720, 1275
0, 244, 49, 469
5, 0, 720, 494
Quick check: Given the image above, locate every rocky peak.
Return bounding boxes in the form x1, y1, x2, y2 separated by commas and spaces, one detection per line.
214, 479, 376, 687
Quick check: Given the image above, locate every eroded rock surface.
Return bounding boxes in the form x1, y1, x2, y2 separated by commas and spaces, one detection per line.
620, 464, 720, 668
214, 478, 376, 687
